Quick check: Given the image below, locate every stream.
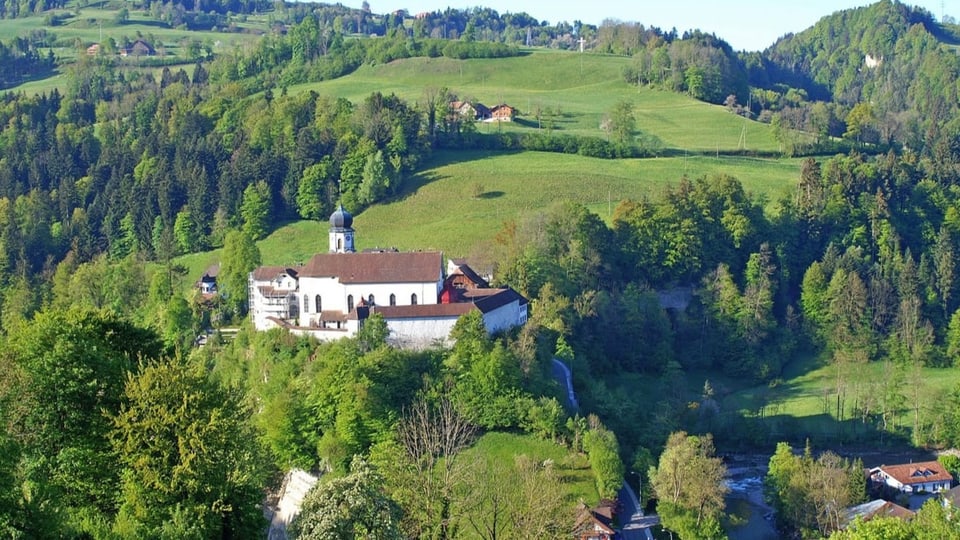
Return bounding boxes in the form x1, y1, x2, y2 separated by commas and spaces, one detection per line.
725, 467, 778, 540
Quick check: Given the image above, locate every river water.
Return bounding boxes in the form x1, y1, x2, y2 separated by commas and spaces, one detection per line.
725, 464, 779, 540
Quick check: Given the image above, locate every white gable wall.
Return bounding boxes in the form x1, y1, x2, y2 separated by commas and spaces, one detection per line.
290, 320, 360, 341
481, 299, 525, 334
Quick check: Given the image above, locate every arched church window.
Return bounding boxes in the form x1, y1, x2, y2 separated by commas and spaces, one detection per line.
303, 295, 309, 313
389, 294, 396, 306
411, 293, 418, 305
347, 295, 354, 312
315, 295, 322, 313
368, 294, 375, 305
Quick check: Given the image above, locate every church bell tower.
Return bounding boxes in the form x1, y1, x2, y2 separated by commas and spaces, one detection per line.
329, 204, 355, 253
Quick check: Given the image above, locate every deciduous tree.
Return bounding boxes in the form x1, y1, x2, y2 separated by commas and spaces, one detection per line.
219, 228, 261, 318
649, 431, 728, 539
111, 356, 267, 538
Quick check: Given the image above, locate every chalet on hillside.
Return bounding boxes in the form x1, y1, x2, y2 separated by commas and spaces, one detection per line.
121, 39, 156, 57
196, 264, 219, 297
490, 104, 515, 122
450, 100, 491, 121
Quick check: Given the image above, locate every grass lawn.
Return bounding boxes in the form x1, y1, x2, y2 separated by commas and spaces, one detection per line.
460, 431, 598, 505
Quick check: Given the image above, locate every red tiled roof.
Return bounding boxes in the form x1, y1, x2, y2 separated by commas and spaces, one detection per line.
374, 303, 475, 319
299, 251, 442, 284
573, 503, 616, 536
878, 461, 953, 486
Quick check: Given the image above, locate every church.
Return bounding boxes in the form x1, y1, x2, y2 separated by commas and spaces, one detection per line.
248, 206, 528, 348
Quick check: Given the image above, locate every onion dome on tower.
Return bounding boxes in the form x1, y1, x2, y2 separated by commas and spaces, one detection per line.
328, 204, 355, 253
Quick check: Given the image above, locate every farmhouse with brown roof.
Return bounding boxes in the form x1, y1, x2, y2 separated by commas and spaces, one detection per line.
868, 461, 954, 494
573, 501, 617, 540
248, 205, 528, 348
450, 100, 491, 121
489, 104, 516, 122
121, 39, 155, 57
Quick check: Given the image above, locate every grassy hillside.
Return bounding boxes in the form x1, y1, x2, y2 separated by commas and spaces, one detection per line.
0, 5, 267, 95
353, 150, 799, 257
174, 149, 801, 282
294, 50, 781, 153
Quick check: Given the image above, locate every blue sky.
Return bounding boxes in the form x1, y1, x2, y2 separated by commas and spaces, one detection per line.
360, 0, 947, 51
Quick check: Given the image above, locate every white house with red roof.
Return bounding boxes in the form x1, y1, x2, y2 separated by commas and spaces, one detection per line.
868, 461, 954, 494
248, 206, 527, 347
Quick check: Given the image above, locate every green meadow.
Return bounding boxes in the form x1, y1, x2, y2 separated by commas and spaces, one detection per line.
295, 50, 782, 153
352, 150, 800, 257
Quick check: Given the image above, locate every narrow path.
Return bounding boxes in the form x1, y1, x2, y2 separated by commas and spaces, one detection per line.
550, 358, 655, 540
550, 358, 579, 410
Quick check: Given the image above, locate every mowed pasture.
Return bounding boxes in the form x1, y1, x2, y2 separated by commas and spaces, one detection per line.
353, 150, 800, 257
293, 50, 782, 153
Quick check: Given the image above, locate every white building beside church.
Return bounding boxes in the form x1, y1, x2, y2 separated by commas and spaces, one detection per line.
248, 206, 528, 348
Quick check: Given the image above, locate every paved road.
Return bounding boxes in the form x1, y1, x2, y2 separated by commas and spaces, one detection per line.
618, 482, 658, 540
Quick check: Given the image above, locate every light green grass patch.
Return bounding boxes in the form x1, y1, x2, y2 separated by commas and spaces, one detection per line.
461, 431, 598, 504
171, 150, 799, 296
0, 6, 266, 93
352, 150, 800, 257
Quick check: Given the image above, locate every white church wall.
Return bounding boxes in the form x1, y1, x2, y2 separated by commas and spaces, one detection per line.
386, 316, 458, 349
298, 277, 442, 323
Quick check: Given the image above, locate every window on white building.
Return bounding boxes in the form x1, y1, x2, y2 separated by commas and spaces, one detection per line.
411, 293, 418, 305
303, 295, 309, 313
315, 295, 322, 313
368, 294, 375, 305
389, 293, 396, 306
347, 295, 354, 312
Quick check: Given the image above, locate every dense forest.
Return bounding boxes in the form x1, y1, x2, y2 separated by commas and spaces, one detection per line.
4, 0, 960, 538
